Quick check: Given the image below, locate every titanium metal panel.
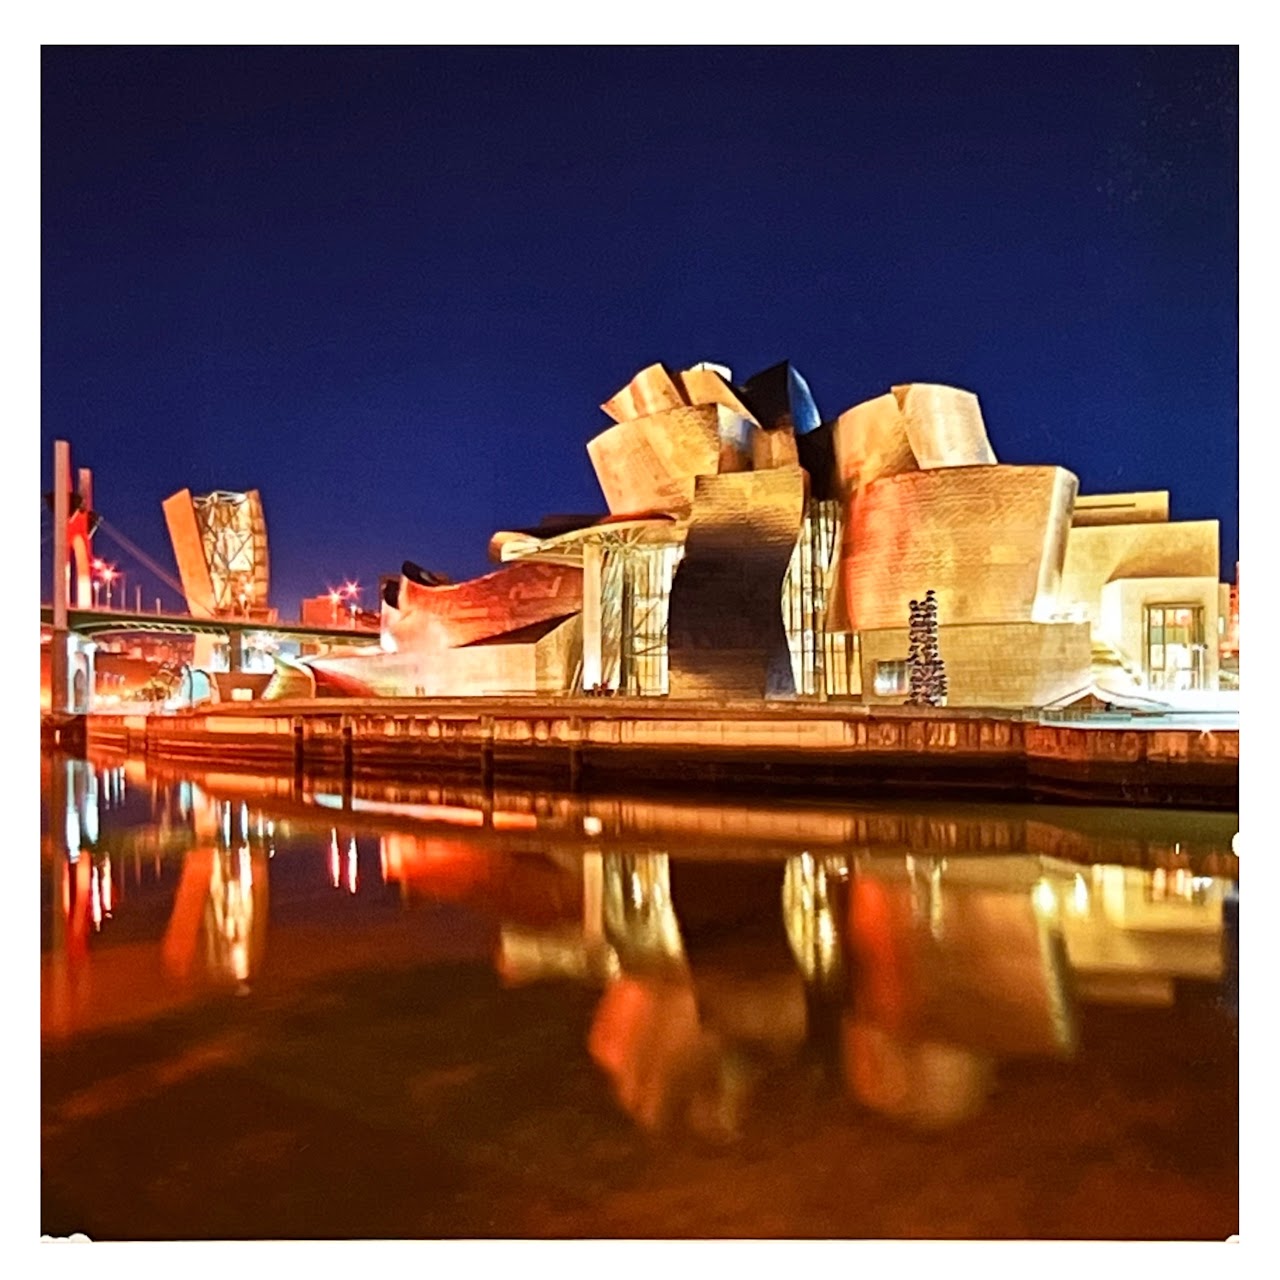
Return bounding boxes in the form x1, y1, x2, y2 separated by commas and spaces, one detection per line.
162, 489, 218, 618
837, 464, 1078, 632
588, 403, 729, 517
600, 362, 686, 424
829, 393, 919, 503
796, 420, 837, 501
892, 383, 997, 469
752, 424, 800, 472
666, 466, 807, 700
389, 559, 583, 653
739, 361, 822, 435
673, 366, 760, 425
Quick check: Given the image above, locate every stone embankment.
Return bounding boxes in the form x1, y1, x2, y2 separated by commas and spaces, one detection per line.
80, 697, 1239, 810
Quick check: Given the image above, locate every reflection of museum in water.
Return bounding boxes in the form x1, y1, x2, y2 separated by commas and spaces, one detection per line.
301, 361, 1236, 706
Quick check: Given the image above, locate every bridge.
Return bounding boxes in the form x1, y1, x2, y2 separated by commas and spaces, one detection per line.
43, 438, 383, 719
40, 605, 381, 648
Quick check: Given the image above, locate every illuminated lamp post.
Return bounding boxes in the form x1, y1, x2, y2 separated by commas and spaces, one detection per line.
91, 558, 106, 608
343, 580, 360, 626
101, 564, 117, 610
328, 589, 342, 626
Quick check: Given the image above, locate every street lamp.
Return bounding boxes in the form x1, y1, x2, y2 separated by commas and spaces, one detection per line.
100, 564, 117, 610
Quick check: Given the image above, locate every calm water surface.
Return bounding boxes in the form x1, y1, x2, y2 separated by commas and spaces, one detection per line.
40, 753, 1239, 1240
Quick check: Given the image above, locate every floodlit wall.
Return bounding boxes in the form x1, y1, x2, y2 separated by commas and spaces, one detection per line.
836, 465, 1078, 633
587, 403, 755, 517
1059, 519, 1220, 628
600, 361, 688, 423
388, 560, 583, 653
1099, 575, 1221, 691
858, 621, 1092, 708
1071, 491, 1170, 527
829, 393, 918, 503
162, 489, 219, 618
892, 383, 998, 469
666, 467, 807, 700
308, 616, 580, 697
162, 488, 271, 618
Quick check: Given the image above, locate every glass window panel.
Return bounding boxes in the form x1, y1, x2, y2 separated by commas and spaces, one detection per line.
874, 660, 909, 696
1149, 644, 1164, 670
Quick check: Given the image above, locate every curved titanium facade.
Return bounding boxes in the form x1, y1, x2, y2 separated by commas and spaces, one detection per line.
837, 464, 1078, 632
587, 403, 754, 517
829, 392, 919, 503
892, 383, 997, 469
600, 362, 687, 424
666, 466, 807, 700
389, 559, 583, 653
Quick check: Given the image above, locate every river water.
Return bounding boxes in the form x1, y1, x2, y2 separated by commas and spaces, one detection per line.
40, 752, 1239, 1240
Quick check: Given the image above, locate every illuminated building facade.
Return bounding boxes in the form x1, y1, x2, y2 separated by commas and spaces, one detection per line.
163, 488, 275, 622
290, 360, 1230, 707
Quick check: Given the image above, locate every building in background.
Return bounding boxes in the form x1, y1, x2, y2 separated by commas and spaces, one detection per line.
162, 488, 275, 622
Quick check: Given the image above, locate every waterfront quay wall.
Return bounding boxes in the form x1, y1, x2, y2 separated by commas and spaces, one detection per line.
82, 697, 1239, 810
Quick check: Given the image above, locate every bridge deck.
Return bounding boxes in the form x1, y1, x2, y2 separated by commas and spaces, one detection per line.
40, 605, 382, 646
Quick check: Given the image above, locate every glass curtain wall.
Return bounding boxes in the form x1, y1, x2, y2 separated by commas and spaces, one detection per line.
782, 499, 858, 697
605, 543, 683, 697
1144, 604, 1206, 691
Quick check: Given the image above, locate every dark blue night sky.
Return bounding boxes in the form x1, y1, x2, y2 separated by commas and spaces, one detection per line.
41, 46, 1238, 616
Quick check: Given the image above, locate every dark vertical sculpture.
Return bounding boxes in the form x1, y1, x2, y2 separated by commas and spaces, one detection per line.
907, 589, 947, 706
666, 467, 808, 700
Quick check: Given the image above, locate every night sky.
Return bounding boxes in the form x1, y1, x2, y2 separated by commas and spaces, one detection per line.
40, 46, 1239, 618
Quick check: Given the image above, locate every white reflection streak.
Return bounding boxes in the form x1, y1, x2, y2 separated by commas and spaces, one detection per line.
329, 829, 340, 888
1073, 875, 1089, 915
102, 857, 113, 915
90, 865, 101, 931
347, 837, 358, 895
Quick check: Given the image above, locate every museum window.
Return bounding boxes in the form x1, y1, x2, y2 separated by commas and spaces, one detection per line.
874, 659, 909, 696
1144, 604, 1205, 691
783, 499, 842, 695
617, 543, 682, 696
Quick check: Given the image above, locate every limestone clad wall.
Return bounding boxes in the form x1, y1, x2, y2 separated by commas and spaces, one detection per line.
1098, 575, 1221, 689
1059, 519, 1219, 628
858, 621, 1092, 708
1071, 491, 1170, 527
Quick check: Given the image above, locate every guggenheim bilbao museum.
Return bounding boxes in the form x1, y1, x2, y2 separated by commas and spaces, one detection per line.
291, 360, 1230, 709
